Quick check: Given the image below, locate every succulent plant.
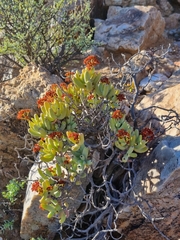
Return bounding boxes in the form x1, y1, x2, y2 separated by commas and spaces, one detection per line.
17, 55, 151, 224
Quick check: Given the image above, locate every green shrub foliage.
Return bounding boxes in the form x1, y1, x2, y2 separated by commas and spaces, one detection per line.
0, 0, 93, 74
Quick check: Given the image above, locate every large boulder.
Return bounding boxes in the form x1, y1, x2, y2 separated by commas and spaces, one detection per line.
117, 136, 180, 240
20, 162, 59, 240
94, 6, 165, 55
0, 64, 62, 120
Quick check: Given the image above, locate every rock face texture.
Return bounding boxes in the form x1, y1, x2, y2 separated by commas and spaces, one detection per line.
0, 64, 62, 120
139, 73, 168, 92
94, 6, 165, 54
157, 0, 174, 16
165, 13, 180, 29
20, 163, 59, 240
117, 136, 180, 240
137, 82, 180, 136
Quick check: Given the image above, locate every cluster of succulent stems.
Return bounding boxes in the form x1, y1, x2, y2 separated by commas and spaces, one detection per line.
17, 55, 154, 224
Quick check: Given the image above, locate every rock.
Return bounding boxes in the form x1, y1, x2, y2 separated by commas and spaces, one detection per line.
0, 64, 62, 120
120, 50, 176, 85
0, 119, 28, 190
107, 6, 122, 19
134, 136, 180, 195
156, 0, 173, 17
168, 27, 180, 41
0, 56, 20, 82
104, 0, 156, 6
94, 6, 165, 54
117, 136, 180, 239
139, 73, 168, 92
20, 162, 59, 240
165, 13, 180, 29
21, 161, 92, 239
158, 68, 180, 90
152, 56, 175, 78
136, 83, 180, 136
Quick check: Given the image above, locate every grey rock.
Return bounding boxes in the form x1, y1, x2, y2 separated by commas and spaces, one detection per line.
156, 0, 173, 17
94, 6, 165, 54
104, 0, 156, 6
139, 73, 168, 92
134, 136, 180, 195
20, 162, 59, 240
158, 69, 180, 90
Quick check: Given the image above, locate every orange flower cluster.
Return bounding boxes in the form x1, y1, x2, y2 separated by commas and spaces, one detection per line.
37, 85, 58, 108
116, 93, 125, 101
64, 71, 74, 83
112, 110, 124, 119
48, 132, 63, 139
87, 94, 94, 100
31, 181, 43, 194
46, 185, 53, 191
141, 128, 154, 142
117, 129, 130, 144
33, 143, 41, 153
67, 132, 79, 143
83, 55, 100, 69
60, 82, 68, 91
100, 77, 110, 84
17, 109, 31, 120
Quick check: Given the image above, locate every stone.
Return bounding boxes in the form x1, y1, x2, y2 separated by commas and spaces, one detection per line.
94, 6, 165, 55
104, 0, 156, 6
20, 162, 59, 240
158, 68, 180, 90
139, 73, 168, 92
0, 64, 62, 121
120, 50, 176, 85
21, 161, 92, 239
0, 56, 20, 82
107, 6, 122, 19
156, 0, 173, 17
116, 136, 180, 239
165, 13, 180, 29
152, 56, 176, 78
136, 83, 180, 136
168, 27, 180, 41
0, 118, 29, 191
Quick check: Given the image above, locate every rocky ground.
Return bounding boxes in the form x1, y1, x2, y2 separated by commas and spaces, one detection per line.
0, 23, 180, 239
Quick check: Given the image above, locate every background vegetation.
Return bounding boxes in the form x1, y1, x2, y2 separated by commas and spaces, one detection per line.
0, 0, 93, 75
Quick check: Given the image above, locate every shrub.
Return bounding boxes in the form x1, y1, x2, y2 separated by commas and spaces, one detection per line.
17, 55, 154, 225
2, 179, 26, 203
0, 220, 14, 233
0, 0, 93, 74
